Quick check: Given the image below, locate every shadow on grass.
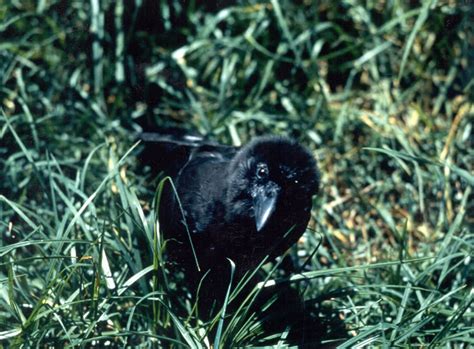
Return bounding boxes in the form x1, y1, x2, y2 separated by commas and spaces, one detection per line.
252, 283, 349, 348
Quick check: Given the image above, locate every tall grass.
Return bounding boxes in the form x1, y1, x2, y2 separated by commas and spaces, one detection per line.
1, 0, 472, 347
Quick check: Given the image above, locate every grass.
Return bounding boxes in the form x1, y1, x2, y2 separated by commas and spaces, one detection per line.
1, 0, 472, 347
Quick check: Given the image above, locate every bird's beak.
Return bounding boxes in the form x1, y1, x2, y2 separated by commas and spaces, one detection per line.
253, 183, 279, 232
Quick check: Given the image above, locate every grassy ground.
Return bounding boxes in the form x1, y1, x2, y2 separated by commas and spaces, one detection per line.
1, 0, 472, 347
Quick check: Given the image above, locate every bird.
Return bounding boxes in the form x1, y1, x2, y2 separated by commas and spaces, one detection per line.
140, 130, 320, 315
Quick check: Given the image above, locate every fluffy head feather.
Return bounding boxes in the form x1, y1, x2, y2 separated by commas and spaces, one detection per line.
226, 136, 319, 234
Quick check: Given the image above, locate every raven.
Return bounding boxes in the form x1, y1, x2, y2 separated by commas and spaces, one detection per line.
141, 132, 320, 312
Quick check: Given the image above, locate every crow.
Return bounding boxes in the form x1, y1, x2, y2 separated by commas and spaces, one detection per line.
140, 131, 320, 315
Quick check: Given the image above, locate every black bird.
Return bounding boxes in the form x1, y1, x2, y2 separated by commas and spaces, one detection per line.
141, 131, 320, 313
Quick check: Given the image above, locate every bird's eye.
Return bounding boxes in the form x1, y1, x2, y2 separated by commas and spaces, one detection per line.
256, 163, 269, 179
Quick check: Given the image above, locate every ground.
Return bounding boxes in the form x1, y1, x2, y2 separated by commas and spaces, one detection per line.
0, 1, 472, 347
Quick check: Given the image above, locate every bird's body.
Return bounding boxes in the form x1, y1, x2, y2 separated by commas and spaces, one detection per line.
141, 132, 319, 312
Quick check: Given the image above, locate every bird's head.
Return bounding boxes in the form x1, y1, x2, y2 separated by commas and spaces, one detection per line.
226, 136, 320, 232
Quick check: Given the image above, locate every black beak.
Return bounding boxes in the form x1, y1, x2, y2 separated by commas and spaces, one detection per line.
253, 182, 279, 232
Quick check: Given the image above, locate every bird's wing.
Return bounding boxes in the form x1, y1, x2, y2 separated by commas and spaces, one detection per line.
139, 129, 237, 177
175, 156, 230, 232
140, 131, 206, 147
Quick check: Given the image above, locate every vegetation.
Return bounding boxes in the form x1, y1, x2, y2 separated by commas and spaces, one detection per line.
1, 0, 472, 347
